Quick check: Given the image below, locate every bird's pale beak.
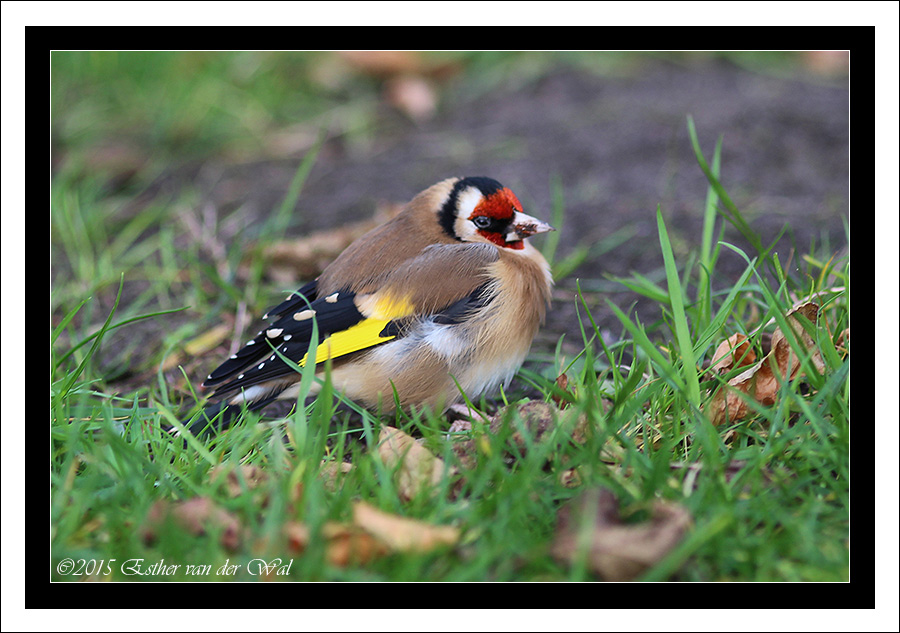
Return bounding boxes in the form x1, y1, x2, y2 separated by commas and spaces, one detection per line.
507, 211, 555, 241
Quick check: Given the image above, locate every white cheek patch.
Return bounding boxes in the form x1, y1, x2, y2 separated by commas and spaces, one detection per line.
453, 187, 484, 242
456, 187, 484, 219
454, 187, 486, 241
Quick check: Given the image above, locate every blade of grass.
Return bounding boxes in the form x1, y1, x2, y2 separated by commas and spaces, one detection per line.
657, 206, 701, 409
53, 304, 189, 373
268, 128, 326, 237
609, 270, 670, 305
686, 115, 763, 256
605, 298, 686, 394
56, 275, 125, 399
697, 135, 722, 329
543, 173, 565, 268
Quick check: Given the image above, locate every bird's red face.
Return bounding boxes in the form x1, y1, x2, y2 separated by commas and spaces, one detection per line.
469, 187, 529, 250
444, 177, 553, 250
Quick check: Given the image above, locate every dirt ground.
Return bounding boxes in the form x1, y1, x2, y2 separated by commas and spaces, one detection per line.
184, 59, 847, 336
74, 57, 851, 390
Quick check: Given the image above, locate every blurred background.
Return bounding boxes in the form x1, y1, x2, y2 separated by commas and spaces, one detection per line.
50, 51, 849, 390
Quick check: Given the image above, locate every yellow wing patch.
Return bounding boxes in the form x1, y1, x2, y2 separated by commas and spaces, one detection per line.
297, 318, 395, 367
356, 293, 416, 321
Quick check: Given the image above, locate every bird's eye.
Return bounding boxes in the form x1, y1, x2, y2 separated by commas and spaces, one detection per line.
473, 216, 492, 229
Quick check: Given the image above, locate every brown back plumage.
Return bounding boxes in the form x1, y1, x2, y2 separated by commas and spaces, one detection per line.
317, 178, 459, 295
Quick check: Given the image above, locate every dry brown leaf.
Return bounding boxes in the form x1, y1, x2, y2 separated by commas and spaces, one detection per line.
705, 362, 760, 426
378, 426, 449, 501
386, 75, 438, 121
318, 460, 354, 492
705, 302, 827, 426
710, 333, 757, 375
264, 203, 403, 283
284, 521, 387, 567
550, 488, 691, 581
282, 502, 458, 565
771, 302, 825, 379
142, 498, 242, 551
552, 372, 575, 409
352, 501, 460, 553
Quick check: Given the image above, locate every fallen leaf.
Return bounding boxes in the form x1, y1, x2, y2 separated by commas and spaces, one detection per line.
552, 373, 576, 408
378, 426, 449, 501
705, 362, 760, 426
385, 75, 438, 121
705, 302, 827, 426
710, 333, 757, 375
770, 302, 825, 380
550, 488, 691, 581
352, 501, 460, 553
318, 460, 354, 492
284, 521, 387, 566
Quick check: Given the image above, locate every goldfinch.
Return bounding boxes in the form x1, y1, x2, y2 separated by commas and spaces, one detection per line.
182, 176, 553, 434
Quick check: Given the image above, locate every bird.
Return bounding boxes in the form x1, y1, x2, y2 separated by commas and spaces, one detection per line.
179, 176, 554, 435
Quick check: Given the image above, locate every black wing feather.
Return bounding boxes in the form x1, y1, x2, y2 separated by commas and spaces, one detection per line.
204, 287, 368, 398
262, 280, 318, 320
203, 280, 319, 387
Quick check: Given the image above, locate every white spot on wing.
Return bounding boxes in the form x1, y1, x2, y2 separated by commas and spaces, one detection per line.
325, 292, 339, 303
266, 328, 283, 338
293, 309, 316, 321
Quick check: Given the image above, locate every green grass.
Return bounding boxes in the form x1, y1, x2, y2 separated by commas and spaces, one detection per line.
50, 53, 849, 582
